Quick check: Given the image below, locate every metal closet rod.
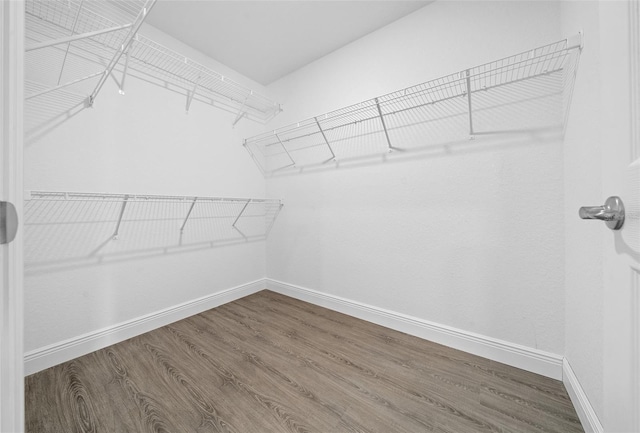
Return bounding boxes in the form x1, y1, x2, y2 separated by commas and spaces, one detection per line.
26, 191, 283, 205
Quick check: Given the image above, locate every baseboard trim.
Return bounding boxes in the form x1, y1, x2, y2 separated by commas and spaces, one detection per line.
266, 279, 563, 380
563, 359, 604, 433
24, 279, 266, 376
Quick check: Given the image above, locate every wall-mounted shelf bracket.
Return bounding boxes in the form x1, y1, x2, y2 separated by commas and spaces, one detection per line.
180, 197, 198, 233
566, 31, 584, 51
314, 117, 336, 162
232, 200, 251, 228
232, 98, 248, 127
266, 203, 284, 236
119, 47, 133, 95
375, 97, 399, 152
112, 195, 129, 240
185, 76, 201, 114
463, 69, 475, 137
232, 199, 251, 239
275, 133, 296, 167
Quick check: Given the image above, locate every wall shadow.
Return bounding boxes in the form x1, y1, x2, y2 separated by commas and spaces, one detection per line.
266, 127, 564, 178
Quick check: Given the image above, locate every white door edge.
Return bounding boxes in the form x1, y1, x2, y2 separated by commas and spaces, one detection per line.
1, 1, 25, 432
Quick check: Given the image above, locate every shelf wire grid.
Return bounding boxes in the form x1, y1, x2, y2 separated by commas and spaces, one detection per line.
127, 34, 281, 121
25, 0, 152, 98
25, 0, 280, 122
24, 191, 283, 272
244, 35, 582, 175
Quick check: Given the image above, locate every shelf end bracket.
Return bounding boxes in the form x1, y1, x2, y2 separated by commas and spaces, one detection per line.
180, 197, 198, 233
232, 199, 251, 228
464, 69, 475, 137
232, 98, 248, 127
375, 98, 401, 152
186, 76, 201, 114
112, 195, 129, 240
566, 31, 584, 51
314, 117, 336, 162
275, 133, 296, 167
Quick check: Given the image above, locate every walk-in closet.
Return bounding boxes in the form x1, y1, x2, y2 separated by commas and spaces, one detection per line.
1, 0, 639, 432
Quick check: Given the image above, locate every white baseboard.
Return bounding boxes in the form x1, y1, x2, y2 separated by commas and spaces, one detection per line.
563, 359, 604, 433
266, 279, 564, 380
24, 279, 266, 376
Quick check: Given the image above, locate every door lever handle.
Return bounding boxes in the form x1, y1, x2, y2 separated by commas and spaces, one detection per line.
579, 196, 625, 230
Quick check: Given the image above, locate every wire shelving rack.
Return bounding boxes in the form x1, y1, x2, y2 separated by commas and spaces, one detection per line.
24, 191, 283, 271
25, 0, 281, 123
243, 33, 583, 174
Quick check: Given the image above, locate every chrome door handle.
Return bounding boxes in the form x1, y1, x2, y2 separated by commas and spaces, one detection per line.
0, 201, 18, 244
579, 196, 625, 230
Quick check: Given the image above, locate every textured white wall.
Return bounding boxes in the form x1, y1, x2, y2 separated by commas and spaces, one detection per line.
265, 1, 566, 355
561, 1, 604, 421
23, 25, 269, 352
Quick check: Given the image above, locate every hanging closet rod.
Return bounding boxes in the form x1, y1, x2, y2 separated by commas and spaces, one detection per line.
27, 191, 282, 205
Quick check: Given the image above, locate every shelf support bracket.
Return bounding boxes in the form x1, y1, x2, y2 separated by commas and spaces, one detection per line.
375, 98, 399, 152
56, 0, 84, 86
232, 98, 248, 127
186, 76, 201, 113
232, 200, 251, 239
232, 200, 251, 228
314, 117, 336, 162
119, 45, 133, 95
113, 195, 129, 240
464, 69, 475, 137
266, 203, 284, 237
88, 0, 157, 107
180, 197, 197, 233
243, 140, 267, 176
275, 133, 296, 167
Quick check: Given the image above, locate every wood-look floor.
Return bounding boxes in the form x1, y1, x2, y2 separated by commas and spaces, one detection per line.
26, 290, 584, 433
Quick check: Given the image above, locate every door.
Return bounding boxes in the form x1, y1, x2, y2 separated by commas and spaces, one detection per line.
599, 1, 640, 431
0, 0, 24, 432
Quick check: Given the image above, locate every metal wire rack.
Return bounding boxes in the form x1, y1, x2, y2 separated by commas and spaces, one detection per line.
25, 0, 281, 123
24, 191, 283, 272
243, 33, 583, 175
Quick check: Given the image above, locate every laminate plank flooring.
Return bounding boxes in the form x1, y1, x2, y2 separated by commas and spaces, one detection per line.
25, 290, 584, 433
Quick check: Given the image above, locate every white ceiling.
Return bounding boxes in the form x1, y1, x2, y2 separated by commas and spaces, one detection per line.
145, 1, 431, 86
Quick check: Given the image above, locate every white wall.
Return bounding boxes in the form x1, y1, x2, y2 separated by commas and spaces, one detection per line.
560, 0, 604, 422
23, 24, 270, 357
266, 1, 566, 355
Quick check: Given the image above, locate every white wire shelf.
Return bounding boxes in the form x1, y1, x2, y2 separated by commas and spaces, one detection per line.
25, 0, 281, 123
24, 191, 283, 272
243, 33, 583, 175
